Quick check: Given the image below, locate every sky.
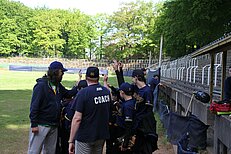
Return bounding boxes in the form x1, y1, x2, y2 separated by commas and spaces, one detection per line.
13, 0, 160, 15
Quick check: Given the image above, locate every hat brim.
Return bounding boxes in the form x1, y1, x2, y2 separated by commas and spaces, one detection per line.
86, 77, 99, 81
62, 68, 68, 72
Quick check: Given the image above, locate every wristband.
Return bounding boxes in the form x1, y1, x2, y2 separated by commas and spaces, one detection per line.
68, 140, 74, 143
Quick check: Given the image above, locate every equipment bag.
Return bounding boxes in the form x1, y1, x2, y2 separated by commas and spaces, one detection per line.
209, 100, 231, 115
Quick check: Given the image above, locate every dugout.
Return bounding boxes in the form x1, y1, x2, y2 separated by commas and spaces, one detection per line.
158, 34, 231, 154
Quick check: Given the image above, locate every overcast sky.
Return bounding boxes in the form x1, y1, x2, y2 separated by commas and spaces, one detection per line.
12, 0, 160, 15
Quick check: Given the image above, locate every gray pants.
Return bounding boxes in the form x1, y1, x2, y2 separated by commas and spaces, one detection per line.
28, 125, 58, 154
75, 140, 105, 154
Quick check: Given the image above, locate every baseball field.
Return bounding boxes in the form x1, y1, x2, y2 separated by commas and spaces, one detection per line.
0, 70, 172, 154
0, 70, 131, 153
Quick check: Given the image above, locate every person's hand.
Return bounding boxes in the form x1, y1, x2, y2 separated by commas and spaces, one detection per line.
69, 143, 75, 154
103, 75, 110, 89
31, 127, 39, 134
103, 74, 108, 83
78, 73, 82, 80
118, 62, 123, 69
75, 81, 79, 87
120, 145, 128, 151
112, 60, 118, 71
159, 82, 165, 87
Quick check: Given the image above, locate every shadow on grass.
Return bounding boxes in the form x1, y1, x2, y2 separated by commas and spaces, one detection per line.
0, 89, 32, 153
0, 83, 81, 153
0, 76, 125, 153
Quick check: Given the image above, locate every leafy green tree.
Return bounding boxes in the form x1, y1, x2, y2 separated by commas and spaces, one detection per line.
30, 9, 65, 57
0, 0, 33, 56
63, 10, 97, 58
104, 0, 158, 60
92, 13, 110, 59
155, 0, 231, 58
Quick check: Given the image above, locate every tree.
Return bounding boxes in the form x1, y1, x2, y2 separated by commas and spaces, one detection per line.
104, 0, 158, 59
0, 0, 33, 56
30, 9, 66, 57
155, 0, 231, 58
92, 13, 110, 60
64, 10, 97, 58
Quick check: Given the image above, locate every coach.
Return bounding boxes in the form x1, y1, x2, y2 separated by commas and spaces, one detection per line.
68, 66, 111, 154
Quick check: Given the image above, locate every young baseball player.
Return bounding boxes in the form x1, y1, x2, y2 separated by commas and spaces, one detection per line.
116, 82, 136, 153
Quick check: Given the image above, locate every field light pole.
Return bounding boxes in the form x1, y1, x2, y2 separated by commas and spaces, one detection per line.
148, 50, 152, 68
159, 35, 163, 68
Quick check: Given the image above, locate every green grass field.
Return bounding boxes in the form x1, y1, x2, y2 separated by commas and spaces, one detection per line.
0, 70, 131, 153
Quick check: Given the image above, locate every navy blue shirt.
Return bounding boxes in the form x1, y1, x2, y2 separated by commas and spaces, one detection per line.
71, 83, 111, 142
134, 85, 153, 105
29, 77, 78, 128
133, 85, 153, 129
116, 98, 136, 128
148, 78, 159, 92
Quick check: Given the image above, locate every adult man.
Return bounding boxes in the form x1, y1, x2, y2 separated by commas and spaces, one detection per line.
69, 66, 111, 154
224, 66, 231, 100
28, 61, 78, 154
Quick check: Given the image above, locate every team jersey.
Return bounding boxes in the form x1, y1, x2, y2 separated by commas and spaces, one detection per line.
116, 98, 136, 128
133, 85, 153, 105
133, 85, 153, 129
71, 83, 111, 142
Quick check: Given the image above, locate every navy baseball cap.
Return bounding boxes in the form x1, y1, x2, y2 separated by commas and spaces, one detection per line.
49, 61, 68, 72
77, 80, 88, 90
86, 66, 99, 78
132, 69, 144, 77
141, 68, 147, 72
119, 82, 133, 94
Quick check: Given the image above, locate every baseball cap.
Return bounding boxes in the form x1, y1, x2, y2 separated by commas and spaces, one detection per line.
86, 66, 99, 78
141, 68, 147, 72
77, 80, 88, 90
132, 69, 144, 77
119, 82, 133, 94
49, 61, 68, 72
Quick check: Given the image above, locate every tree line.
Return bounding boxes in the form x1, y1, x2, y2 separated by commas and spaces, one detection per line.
0, 0, 230, 59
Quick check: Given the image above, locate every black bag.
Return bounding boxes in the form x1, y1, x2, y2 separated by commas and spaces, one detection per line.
167, 112, 209, 150
136, 111, 158, 152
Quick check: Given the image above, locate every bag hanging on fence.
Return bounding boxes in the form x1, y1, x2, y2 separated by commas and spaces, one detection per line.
188, 114, 209, 150
167, 112, 209, 150
167, 112, 190, 145
177, 133, 198, 154
158, 100, 170, 129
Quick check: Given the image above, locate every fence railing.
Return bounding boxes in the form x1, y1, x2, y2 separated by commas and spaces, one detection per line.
160, 52, 223, 99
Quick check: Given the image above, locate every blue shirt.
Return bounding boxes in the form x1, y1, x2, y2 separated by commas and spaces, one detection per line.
133, 85, 153, 129
71, 83, 111, 142
148, 78, 159, 92
116, 98, 136, 128
29, 77, 78, 128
